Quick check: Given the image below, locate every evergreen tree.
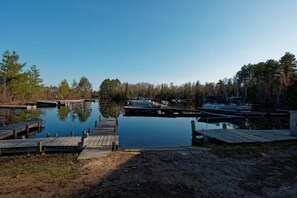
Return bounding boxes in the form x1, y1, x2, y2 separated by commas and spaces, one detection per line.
58, 79, 70, 99
78, 76, 92, 98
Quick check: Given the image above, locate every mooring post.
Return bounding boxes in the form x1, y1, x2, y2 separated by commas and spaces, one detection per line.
88, 128, 91, 136
80, 131, 86, 149
55, 133, 58, 138
191, 120, 196, 139
37, 141, 43, 154
46, 133, 50, 138
25, 124, 29, 138
70, 131, 74, 136
222, 123, 227, 129
191, 120, 196, 132
13, 129, 17, 139
289, 111, 297, 136
38, 121, 41, 132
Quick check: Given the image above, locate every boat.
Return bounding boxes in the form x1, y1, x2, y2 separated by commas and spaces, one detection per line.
198, 96, 251, 117
36, 101, 57, 107
126, 99, 158, 108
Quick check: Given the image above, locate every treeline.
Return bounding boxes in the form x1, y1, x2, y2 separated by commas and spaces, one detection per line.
44, 77, 93, 100
99, 52, 297, 109
99, 78, 203, 103
0, 50, 93, 103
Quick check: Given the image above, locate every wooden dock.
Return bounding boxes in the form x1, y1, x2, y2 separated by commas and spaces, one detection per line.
78, 119, 118, 160
192, 121, 297, 144
0, 120, 44, 140
0, 118, 118, 156
0, 137, 81, 154
0, 105, 36, 110
124, 106, 202, 117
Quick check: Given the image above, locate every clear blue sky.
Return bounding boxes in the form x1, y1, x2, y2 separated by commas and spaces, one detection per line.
0, 0, 296, 89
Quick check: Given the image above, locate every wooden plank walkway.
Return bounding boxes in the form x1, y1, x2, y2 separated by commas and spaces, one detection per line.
78, 119, 118, 160
0, 137, 81, 154
0, 105, 36, 110
194, 129, 297, 144
0, 120, 44, 140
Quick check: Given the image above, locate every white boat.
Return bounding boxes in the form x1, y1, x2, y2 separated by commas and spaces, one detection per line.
126, 100, 156, 108
199, 97, 252, 117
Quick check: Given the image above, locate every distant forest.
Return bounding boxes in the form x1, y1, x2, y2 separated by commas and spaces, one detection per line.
1, 50, 296, 109
99, 52, 297, 109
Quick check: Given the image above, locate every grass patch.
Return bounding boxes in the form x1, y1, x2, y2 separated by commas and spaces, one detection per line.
0, 153, 82, 185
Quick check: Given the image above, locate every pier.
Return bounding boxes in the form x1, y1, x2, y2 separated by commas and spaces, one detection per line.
124, 106, 202, 117
0, 105, 36, 110
78, 119, 118, 160
0, 118, 118, 157
191, 121, 297, 144
0, 137, 81, 154
0, 120, 44, 140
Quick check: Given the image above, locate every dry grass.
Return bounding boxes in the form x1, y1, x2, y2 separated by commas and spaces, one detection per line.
0, 153, 82, 185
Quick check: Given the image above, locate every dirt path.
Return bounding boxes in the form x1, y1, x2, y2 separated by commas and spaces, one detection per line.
1, 143, 297, 197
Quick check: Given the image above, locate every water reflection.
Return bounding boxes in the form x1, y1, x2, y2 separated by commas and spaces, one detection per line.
70, 102, 92, 123
0, 101, 291, 148
0, 109, 42, 126
197, 117, 289, 130
99, 100, 124, 119
33, 102, 98, 138
57, 107, 70, 121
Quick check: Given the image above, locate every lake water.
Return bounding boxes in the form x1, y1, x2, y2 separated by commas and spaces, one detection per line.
0, 102, 289, 149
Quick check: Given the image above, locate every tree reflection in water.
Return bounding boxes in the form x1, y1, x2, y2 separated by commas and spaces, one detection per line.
69, 102, 92, 123
0, 109, 42, 126
99, 100, 125, 119
57, 106, 70, 121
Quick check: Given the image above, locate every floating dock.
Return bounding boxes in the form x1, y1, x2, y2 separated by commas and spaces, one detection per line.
0, 137, 81, 154
0, 105, 36, 110
78, 119, 118, 160
124, 106, 202, 117
0, 118, 118, 156
191, 121, 297, 144
0, 120, 44, 140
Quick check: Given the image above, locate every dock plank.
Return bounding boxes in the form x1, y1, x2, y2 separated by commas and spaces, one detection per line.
0, 120, 44, 140
195, 129, 297, 144
77, 119, 117, 160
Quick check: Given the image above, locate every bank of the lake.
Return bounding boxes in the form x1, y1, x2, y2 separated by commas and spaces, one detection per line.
0, 142, 297, 197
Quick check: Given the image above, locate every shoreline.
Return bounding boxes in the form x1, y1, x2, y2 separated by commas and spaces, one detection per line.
0, 142, 296, 197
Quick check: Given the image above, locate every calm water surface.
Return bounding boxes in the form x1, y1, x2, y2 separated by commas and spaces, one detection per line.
0, 102, 289, 149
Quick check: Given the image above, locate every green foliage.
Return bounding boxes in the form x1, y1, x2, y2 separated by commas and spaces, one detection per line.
0, 50, 42, 102
99, 78, 122, 99
57, 107, 70, 121
78, 76, 92, 98
58, 79, 70, 99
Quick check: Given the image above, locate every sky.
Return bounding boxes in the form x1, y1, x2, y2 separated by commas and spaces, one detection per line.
0, 0, 297, 89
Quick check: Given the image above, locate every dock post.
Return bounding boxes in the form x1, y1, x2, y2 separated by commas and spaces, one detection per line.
95, 120, 98, 127
191, 120, 196, 132
55, 133, 58, 137
37, 141, 43, 154
191, 120, 196, 140
70, 131, 74, 136
38, 121, 41, 132
222, 123, 227, 129
79, 131, 86, 149
46, 133, 50, 138
13, 130, 17, 139
25, 124, 29, 138
88, 128, 91, 136
289, 111, 297, 136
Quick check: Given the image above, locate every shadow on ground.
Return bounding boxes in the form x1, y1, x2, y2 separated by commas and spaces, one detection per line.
71, 142, 297, 198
